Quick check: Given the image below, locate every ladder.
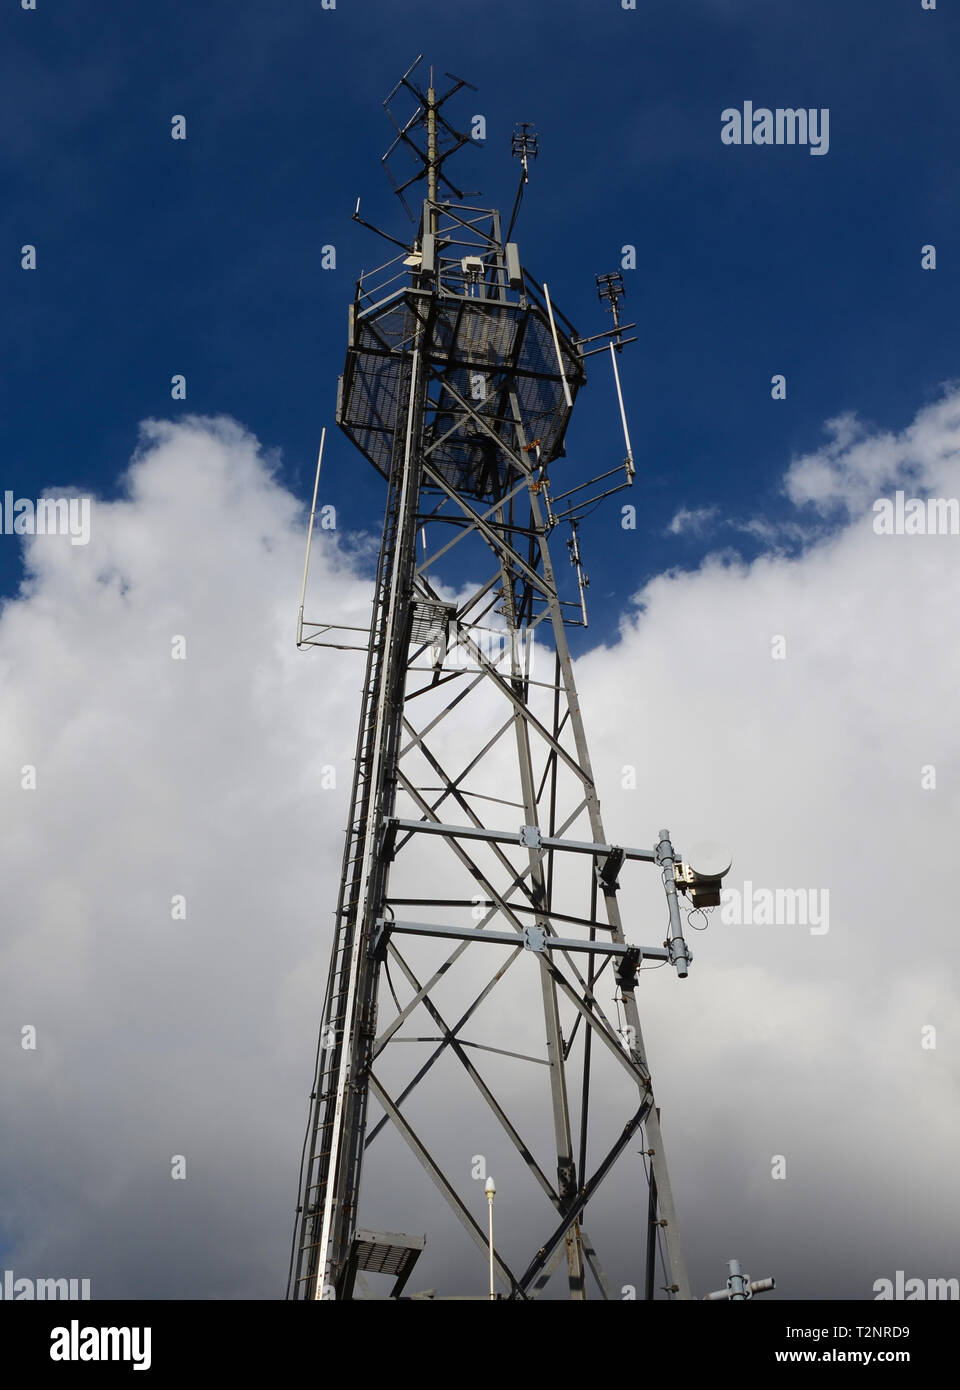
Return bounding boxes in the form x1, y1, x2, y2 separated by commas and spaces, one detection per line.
294, 355, 420, 1296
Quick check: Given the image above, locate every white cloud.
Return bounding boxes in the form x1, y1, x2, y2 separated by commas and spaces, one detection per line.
0, 416, 362, 1297
785, 390, 960, 518
1, 397, 959, 1300
666, 505, 719, 536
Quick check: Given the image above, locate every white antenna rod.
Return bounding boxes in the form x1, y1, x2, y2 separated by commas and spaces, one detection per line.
485, 1176, 496, 1300
297, 428, 326, 647
420, 524, 429, 582
609, 342, 635, 481
542, 283, 573, 408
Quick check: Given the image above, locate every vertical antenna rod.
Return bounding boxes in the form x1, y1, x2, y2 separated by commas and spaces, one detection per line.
609, 344, 636, 480
427, 67, 438, 222
542, 283, 573, 408
297, 429, 326, 648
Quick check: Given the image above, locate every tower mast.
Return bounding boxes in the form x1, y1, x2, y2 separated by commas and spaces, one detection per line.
290, 58, 728, 1301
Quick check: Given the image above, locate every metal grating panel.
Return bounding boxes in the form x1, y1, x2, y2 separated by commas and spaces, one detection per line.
352, 1229, 425, 1280
337, 291, 586, 499
409, 600, 455, 644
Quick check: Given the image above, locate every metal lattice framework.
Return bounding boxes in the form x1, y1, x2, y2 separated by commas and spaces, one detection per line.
289, 59, 728, 1302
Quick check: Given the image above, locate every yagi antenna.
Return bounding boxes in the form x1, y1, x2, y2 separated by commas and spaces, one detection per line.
380, 55, 478, 221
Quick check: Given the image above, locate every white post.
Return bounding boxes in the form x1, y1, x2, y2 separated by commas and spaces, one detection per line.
609, 343, 635, 480
297, 429, 326, 646
485, 1175, 496, 1300
542, 284, 573, 408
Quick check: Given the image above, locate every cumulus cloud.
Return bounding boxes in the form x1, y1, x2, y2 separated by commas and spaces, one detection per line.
0, 416, 362, 1298
785, 389, 960, 519
1, 397, 958, 1300
666, 505, 719, 537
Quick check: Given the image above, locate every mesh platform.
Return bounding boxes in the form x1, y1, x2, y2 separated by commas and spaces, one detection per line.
337, 291, 586, 500
351, 1228, 425, 1295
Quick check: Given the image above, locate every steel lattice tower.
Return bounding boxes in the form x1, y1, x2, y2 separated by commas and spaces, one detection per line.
289, 59, 732, 1302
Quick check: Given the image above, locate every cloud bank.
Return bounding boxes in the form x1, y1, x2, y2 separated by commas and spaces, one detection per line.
1, 397, 958, 1299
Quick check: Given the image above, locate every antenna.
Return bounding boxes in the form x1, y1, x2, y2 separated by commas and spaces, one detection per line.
506, 122, 539, 241
542, 283, 574, 408
296, 430, 325, 649
566, 518, 589, 625
609, 342, 636, 480
596, 270, 626, 350
596, 270, 635, 478
381, 56, 478, 222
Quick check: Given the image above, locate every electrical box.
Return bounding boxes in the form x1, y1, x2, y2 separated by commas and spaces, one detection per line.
420, 234, 435, 275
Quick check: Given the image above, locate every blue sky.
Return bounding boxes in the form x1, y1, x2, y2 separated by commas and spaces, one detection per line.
3, 0, 960, 1302
3, 0, 958, 646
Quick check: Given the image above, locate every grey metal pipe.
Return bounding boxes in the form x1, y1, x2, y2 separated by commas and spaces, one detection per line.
655, 830, 691, 979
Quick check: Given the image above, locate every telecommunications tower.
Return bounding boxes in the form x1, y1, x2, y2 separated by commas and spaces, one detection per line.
289, 58, 735, 1301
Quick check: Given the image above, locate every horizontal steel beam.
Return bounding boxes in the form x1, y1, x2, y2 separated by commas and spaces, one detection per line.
388, 816, 661, 864
378, 917, 669, 963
